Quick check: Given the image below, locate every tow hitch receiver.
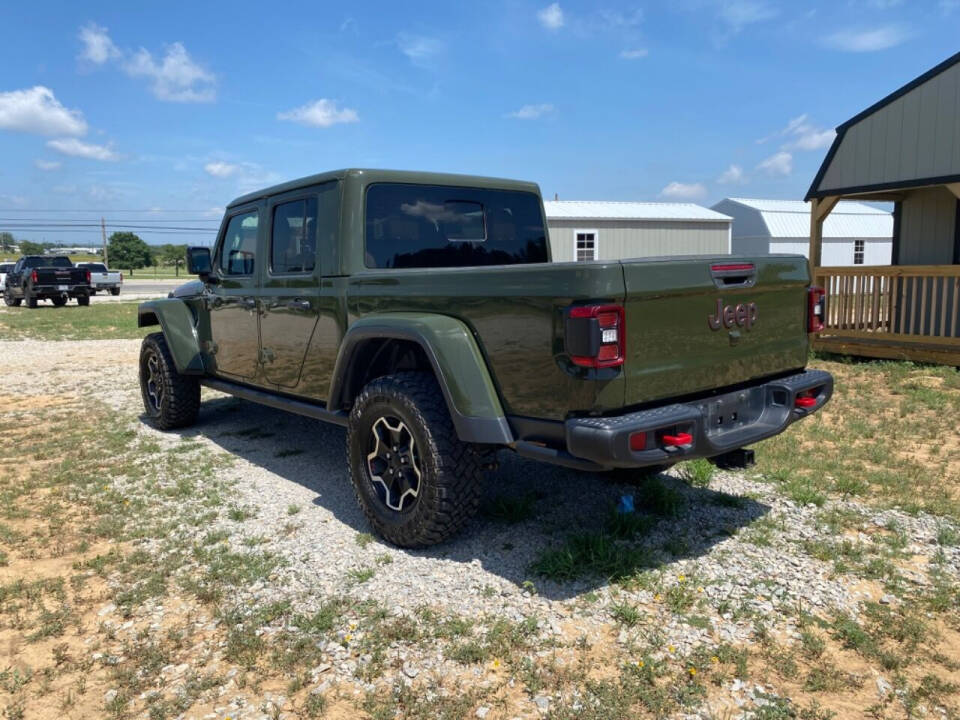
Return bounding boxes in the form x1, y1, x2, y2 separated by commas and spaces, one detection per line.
712, 448, 755, 470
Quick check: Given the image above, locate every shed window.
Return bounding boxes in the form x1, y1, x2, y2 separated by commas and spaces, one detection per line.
853, 239, 865, 265
575, 231, 597, 262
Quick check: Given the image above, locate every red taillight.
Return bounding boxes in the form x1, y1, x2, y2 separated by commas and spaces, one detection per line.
119, 272, 123, 281
795, 395, 817, 408
31, 269, 38, 283
808, 286, 826, 333
85, 270, 91, 284
568, 304, 625, 369
629, 432, 646, 451
662, 432, 693, 447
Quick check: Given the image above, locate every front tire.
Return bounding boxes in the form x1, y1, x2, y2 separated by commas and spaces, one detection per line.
139, 332, 200, 430
3, 291, 20, 307
76, 294, 90, 306
51, 296, 67, 307
110, 287, 120, 296
25, 294, 37, 308
347, 372, 485, 547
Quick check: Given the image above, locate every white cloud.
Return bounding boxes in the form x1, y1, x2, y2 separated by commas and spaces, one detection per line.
597, 9, 644, 28
34, 159, 61, 171
788, 128, 835, 150
46, 137, 119, 161
123, 42, 216, 102
505, 103, 554, 120
537, 3, 565, 30
78, 22, 120, 64
204, 161, 241, 178
660, 181, 707, 200
759, 113, 835, 151
619, 48, 649, 59
717, 164, 745, 184
396, 33, 444, 66
717, 0, 777, 32
0, 86, 87, 136
757, 151, 792, 176
823, 25, 910, 52
277, 99, 359, 128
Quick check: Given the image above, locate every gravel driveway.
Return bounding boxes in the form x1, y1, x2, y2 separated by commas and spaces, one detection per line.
2, 338, 958, 719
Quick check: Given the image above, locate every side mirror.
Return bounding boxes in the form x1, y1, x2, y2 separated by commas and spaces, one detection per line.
186, 246, 212, 276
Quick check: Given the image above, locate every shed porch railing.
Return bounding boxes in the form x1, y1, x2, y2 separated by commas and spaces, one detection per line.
812, 265, 960, 363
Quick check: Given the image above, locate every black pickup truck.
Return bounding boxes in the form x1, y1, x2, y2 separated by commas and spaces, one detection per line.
3, 256, 91, 308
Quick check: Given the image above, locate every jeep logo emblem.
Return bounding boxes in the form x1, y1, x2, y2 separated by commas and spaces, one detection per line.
708, 298, 758, 331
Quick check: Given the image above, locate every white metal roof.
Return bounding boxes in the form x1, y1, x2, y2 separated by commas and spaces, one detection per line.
714, 198, 892, 239
544, 200, 732, 223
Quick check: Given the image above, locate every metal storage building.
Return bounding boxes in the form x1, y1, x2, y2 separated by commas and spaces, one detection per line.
711, 198, 892, 266
543, 201, 732, 262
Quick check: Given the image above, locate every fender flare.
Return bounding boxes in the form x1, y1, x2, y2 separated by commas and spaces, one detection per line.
138, 299, 206, 374
328, 313, 513, 445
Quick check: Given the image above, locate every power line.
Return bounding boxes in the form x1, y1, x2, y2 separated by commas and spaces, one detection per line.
0, 217, 220, 223
0, 223, 217, 231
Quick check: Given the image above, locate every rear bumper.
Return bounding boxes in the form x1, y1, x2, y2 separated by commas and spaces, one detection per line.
32, 284, 89, 297
565, 369, 833, 468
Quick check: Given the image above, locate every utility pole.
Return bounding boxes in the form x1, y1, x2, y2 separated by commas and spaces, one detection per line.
101, 217, 108, 265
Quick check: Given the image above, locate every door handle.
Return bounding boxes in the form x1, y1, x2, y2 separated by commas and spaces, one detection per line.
242, 297, 258, 310
286, 299, 311, 311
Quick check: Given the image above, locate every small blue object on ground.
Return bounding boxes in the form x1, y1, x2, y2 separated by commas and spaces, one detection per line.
617, 494, 635, 514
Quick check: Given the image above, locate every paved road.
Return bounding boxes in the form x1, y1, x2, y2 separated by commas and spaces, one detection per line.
91, 277, 184, 301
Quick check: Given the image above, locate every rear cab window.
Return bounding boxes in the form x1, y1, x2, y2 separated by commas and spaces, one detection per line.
364, 184, 548, 269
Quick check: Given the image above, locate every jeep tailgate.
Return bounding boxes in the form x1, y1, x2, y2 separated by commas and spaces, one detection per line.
621, 255, 809, 407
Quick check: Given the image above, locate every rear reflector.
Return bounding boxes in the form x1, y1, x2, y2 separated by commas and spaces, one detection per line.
662, 432, 693, 447
629, 432, 646, 451
567, 303, 625, 369
795, 396, 817, 408
808, 286, 826, 333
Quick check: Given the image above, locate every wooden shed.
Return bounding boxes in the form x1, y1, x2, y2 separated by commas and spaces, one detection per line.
807, 51, 960, 366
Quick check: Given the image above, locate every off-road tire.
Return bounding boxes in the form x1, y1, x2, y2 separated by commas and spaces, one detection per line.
25, 294, 37, 308
139, 332, 200, 430
76, 294, 90, 306
3, 291, 20, 307
110, 287, 120, 296
51, 296, 67, 307
347, 371, 485, 547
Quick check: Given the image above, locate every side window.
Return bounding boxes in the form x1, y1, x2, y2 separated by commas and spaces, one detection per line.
218, 210, 259, 275
271, 197, 318, 274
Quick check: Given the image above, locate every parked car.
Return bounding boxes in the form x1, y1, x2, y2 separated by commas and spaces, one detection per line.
76, 262, 122, 295
137, 169, 832, 547
0, 262, 13, 294
4, 255, 91, 307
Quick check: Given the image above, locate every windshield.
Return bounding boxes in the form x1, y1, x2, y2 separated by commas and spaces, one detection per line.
83, 263, 108, 272
23, 256, 75, 269
0, 264, 12, 273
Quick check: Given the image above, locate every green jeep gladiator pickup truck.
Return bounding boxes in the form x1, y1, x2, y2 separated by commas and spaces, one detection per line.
138, 169, 832, 547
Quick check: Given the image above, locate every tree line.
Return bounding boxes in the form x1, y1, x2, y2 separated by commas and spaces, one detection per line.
0, 231, 190, 276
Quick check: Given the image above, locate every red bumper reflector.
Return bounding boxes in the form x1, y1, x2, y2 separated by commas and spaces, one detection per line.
795, 396, 817, 408
662, 433, 693, 447
629, 432, 646, 451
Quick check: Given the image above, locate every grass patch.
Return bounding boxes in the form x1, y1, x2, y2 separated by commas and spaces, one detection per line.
0, 301, 150, 341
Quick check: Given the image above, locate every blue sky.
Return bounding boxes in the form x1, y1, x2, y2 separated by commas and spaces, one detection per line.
0, 0, 958, 246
